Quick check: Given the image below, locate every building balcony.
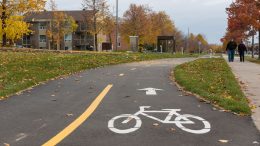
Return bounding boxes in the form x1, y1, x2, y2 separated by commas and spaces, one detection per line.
73, 39, 90, 46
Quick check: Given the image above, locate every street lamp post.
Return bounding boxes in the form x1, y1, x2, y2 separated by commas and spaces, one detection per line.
172, 36, 176, 54
198, 41, 201, 55
115, 0, 119, 51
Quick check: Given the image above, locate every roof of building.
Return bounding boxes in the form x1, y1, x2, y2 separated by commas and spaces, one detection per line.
24, 10, 93, 22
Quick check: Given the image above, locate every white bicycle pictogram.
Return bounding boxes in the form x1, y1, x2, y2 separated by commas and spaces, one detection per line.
108, 106, 211, 134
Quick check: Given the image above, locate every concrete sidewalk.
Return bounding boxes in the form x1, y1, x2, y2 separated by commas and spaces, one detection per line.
225, 55, 260, 131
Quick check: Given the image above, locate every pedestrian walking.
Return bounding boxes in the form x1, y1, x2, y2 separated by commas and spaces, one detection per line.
238, 41, 247, 62
226, 39, 237, 62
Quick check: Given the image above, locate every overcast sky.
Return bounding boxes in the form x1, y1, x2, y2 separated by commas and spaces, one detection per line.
49, 0, 233, 44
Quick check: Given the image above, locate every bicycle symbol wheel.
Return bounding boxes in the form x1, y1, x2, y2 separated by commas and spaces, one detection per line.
175, 114, 211, 134
108, 114, 142, 134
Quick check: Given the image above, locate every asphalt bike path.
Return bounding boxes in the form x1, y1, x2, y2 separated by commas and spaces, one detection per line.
0, 58, 259, 146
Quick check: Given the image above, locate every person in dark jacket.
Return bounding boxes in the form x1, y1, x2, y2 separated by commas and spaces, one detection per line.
226, 39, 237, 62
238, 41, 247, 62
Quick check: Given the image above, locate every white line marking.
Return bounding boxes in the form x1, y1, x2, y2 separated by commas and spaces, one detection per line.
108, 106, 211, 134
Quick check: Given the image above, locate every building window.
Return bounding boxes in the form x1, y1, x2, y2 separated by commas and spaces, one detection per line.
80, 23, 86, 30
80, 34, 85, 40
39, 35, 46, 43
22, 35, 31, 45
117, 36, 121, 47
64, 34, 72, 41
39, 22, 47, 30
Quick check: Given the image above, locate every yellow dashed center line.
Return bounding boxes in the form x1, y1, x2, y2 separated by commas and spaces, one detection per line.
42, 84, 113, 146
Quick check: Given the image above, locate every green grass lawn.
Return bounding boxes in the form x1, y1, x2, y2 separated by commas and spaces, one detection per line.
0, 51, 196, 99
174, 58, 251, 115
246, 57, 260, 64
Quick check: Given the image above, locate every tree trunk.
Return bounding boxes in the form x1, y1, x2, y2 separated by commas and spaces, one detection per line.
109, 33, 112, 50
57, 39, 60, 50
93, 0, 98, 51
1, 0, 7, 46
258, 29, 260, 59
93, 16, 98, 51
95, 33, 98, 51
252, 34, 255, 58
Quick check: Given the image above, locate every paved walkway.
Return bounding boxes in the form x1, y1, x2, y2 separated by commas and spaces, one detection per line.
225, 55, 260, 131
1, 58, 259, 146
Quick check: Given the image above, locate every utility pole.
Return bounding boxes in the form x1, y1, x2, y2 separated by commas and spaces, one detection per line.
187, 27, 190, 51
115, 0, 119, 51
1, 0, 7, 46
198, 41, 201, 55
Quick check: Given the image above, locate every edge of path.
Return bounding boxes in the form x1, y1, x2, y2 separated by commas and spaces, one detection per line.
224, 54, 260, 132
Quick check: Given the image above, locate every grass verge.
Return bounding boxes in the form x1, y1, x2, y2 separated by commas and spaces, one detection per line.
0, 51, 196, 99
174, 58, 251, 115
246, 57, 260, 64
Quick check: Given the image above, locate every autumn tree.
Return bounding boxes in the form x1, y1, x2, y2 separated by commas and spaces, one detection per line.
1, 16, 31, 45
82, 0, 110, 51
121, 4, 150, 46
196, 34, 208, 52
121, 4, 179, 51
148, 11, 175, 44
225, 0, 260, 58
47, 0, 78, 50
174, 30, 185, 52
186, 33, 209, 53
210, 44, 224, 53
0, 0, 46, 46
102, 14, 115, 45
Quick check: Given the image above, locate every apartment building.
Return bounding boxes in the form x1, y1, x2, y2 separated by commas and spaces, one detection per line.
19, 10, 94, 50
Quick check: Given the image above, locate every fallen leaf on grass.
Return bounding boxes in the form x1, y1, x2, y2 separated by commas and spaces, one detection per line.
218, 139, 229, 143
0, 84, 4, 90
3, 143, 10, 146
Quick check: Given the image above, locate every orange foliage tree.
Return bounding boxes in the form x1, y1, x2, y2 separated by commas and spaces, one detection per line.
225, 0, 260, 58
